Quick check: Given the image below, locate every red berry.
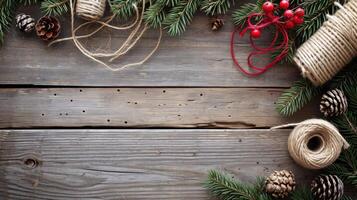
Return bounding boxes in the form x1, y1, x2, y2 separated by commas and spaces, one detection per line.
294, 8, 305, 17
262, 2, 274, 13
283, 10, 294, 18
279, 0, 290, 10
285, 20, 295, 29
251, 29, 261, 38
293, 15, 304, 24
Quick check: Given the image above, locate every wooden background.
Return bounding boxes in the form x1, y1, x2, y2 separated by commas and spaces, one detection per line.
0, 2, 338, 199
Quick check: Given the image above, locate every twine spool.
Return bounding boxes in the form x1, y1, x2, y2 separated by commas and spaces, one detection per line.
76, 0, 106, 20
293, 0, 357, 86
272, 119, 350, 169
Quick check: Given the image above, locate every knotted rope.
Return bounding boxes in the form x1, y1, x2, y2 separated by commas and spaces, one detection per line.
49, 0, 162, 71
272, 119, 350, 169
293, 0, 357, 86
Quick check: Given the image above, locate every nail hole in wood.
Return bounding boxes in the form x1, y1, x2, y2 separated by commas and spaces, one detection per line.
163, 90, 166, 93
24, 157, 40, 169
117, 89, 120, 92
124, 121, 128, 124
59, 113, 62, 116
54, 93, 57, 96
200, 93, 203, 96
228, 115, 232, 118
82, 110, 85, 113
41, 113, 44, 116
70, 99, 73, 102
107, 119, 110, 122
80, 89, 83, 92
134, 102, 138, 104
65, 113, 68, 116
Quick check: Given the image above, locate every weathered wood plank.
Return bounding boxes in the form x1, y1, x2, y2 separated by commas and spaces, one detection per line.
0, 129, 316, 200
0, 6, 300, 87
0, 88, 318, 128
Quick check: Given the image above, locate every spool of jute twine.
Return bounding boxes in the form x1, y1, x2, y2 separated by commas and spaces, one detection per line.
76, 0, 106, 20
272, 119, 350, 169
49, 0, 162, 71
293, 0, 357, 86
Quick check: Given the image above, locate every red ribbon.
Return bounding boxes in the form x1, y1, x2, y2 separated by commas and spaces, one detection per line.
230, 13, 289, 77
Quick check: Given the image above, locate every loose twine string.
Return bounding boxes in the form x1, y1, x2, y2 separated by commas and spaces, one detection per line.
272, 119, 350, 169
49, 0, 162, 71
293, 0, 357, 86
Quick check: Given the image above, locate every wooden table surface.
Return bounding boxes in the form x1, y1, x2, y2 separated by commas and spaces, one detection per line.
0, 3, 323, 199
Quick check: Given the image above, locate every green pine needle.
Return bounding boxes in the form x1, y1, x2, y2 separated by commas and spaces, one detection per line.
276, 79, 322, 117
232, 0, 264, 27
163, 0, 199, 36
41, 0, 70, 16
109, 0, 139, 20
200, 0, 233, 16
204, 170, 271, 200
144, 0, 167, 28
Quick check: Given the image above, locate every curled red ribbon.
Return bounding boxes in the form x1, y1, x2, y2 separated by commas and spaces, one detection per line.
230, 13, 289, 77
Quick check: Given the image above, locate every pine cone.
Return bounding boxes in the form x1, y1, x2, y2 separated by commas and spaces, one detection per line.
265, 170, 296, 198
211, 18, 224, 31
320, 89, 348, 117
311, 175, 344, 200
35, 16, 61, 41
16, 13, 35, 33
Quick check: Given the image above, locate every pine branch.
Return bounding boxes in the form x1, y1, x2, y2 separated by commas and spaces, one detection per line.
163, 0, 199, 36
109, 0, 139, 20
232, 0, 264, 27
204, 170, 271, 200
41, 0, 70, 16
0, 0, 17, 45
144, 0, 168, 28
290, 186, 314, 200
276, 79, 322, 116
200, 0, 233, 16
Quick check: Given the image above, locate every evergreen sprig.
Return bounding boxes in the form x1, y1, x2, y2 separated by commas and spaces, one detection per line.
109, 0, 139, 20
232, 0, 264, 27
200, 0, 233, 16
205, 170, 272, 200
163, 0, 199, 36
41, 0, 69, 16
276, 79, 322, 117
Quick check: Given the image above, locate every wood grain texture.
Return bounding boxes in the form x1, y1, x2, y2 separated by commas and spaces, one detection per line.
0, 129, 316, 200
0, 88, 318, 128
0, 6, 300, 87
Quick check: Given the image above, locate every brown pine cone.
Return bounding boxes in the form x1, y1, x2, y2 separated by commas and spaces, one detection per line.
35, 16, 61, 41
211, 18, 224, 31
311, 175, 344, 200
320, 89, 348, 117
265, 170, 296, 198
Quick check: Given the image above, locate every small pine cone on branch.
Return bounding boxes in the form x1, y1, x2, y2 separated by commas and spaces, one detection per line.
320, 89, 348, 117
211, 18, 224, 31
265, 170, 296, 198
35, 16, 61, 41
311, 175, 344, 200
16, 13, 35, 33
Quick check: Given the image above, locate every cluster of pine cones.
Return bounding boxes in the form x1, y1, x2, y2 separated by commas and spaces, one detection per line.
16, 13, 60, 41
265, 170, 344, 200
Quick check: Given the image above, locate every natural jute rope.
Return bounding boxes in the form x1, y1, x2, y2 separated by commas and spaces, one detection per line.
49, 0, 162, 71
272, 119, 350, 169
76, 0, 106, 20
293, 0, 357, 86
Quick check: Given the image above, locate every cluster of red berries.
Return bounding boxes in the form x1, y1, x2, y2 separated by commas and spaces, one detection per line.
250, 0, 305, 38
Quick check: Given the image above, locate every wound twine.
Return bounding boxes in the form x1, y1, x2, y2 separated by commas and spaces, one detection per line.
76, 0, 106, 20
272, 119, 350, 169
49, 0, 162, 72
293, 0, 357, 86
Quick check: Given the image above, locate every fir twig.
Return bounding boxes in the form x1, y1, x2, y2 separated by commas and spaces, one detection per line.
204, 170, 271, 200
200, 0, 233, 16
41, 0, 70, 16
144, 0, 168, 28
276, 79, 322, 117
109, 0, 139, 20
163, 0, 199, 36
232, 0, 264, 28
